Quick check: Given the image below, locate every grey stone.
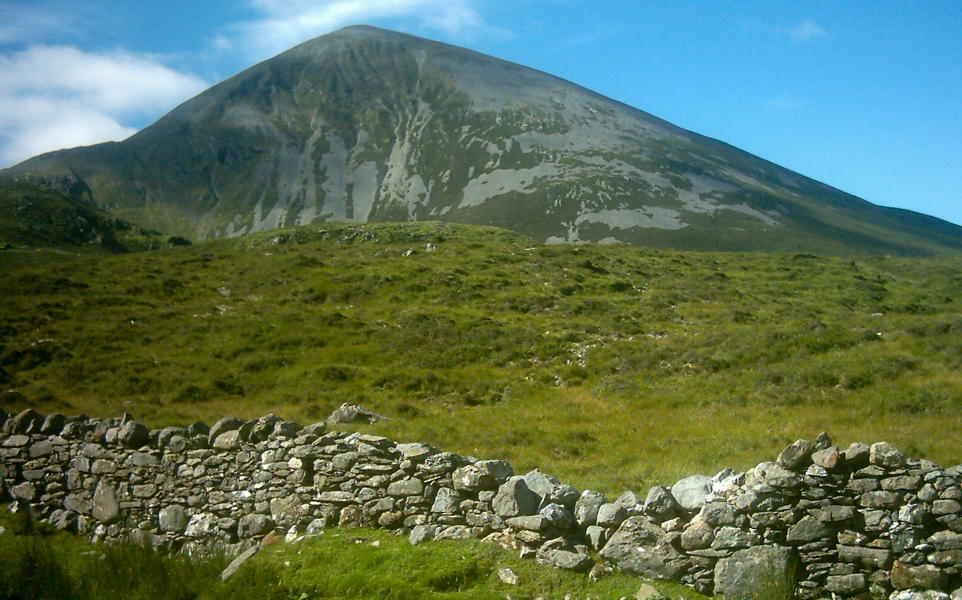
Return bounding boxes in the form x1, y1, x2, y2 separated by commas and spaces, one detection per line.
476, 460, 513, 485
635, 583, 667, 600
671, 475, 712, 512
836, 545, 894, 570
387, 478, 424, 497
221, 547, 260, 581
212, 430, 240, 450
10, 482, 36, 501
523, 469, 561, 500
891, 560, 945, 591
681, 520, 715, 551
536, 547, 592, 572
811, 446, 841, 469
539, 503, 575, 530
431, 487, 461, 514
452, 464, 495, 492
786, 515, 832, 544
596, 503, 628, 528
842, 442, 871, 466
777, 439, 814, 470
871, 442, 907, 469
586, 525, 609, 550
397, 442, 436, 462
492, 477, 540, 518
825, 573, 867, 594
497, 567, 518, 585
328, 403, 385, 424
185, 513, 219, 537
616, 490, 641, 509
574, 490, 607, 527
40, 413, 66, 435
600, 517, 687, 580
207, 416, 242, 446
697, 501, 736, 527
238, 513, 275, 538
158, 505, 188, 533
92, 480, 120, 524
409, 524, 439, 545
714, 545, 798, 600
116, 421, 149, 448
9, 409, 44, 435
270, 494, 308, 528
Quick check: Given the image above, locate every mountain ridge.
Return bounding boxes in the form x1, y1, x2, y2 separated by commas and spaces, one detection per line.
3, 24, 961, 256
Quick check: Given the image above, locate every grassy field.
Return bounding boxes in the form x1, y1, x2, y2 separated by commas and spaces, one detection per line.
0, 510, 707, 600
2, 221, 962, 494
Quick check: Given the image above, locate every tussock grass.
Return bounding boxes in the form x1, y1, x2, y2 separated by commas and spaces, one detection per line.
2, 221, 962, 493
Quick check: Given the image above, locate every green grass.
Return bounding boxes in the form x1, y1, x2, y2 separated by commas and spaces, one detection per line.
2, 221, 962, 494
0, 511, 707, 600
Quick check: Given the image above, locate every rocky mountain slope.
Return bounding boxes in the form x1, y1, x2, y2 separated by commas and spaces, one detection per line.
3, 25, 961, 255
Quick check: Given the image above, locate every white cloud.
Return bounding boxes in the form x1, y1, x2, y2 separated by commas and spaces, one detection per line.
790, 20, 827, 42
237, 0, 489, 60
0, 46, 209, 168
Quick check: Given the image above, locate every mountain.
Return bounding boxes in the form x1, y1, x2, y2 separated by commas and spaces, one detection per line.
3, 25, 961, 255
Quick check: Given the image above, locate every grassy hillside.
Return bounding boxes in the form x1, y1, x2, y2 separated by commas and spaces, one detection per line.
0, 181, 181, 253
2, 221, 962, 493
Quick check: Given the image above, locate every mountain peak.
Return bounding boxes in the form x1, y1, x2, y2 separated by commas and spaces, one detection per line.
3, 27, 961, 255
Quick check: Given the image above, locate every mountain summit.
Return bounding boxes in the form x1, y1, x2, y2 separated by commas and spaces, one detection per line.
3, 25, 960, 254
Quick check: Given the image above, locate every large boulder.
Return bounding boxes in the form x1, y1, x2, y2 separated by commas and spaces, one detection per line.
7, 409, 44, 435
714, 545, 798, 600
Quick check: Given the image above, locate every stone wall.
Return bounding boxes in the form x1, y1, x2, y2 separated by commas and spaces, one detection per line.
2, 407, 961, 600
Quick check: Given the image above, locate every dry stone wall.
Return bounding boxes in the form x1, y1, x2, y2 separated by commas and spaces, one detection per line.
2, 406, 962, 600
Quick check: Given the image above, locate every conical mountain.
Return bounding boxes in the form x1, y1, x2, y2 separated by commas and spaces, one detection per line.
4, 25, 960, 255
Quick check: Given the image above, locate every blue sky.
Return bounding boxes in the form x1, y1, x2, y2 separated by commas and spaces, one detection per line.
1, 0, 960, 226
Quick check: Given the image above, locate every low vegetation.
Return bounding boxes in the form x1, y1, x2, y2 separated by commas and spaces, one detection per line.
0, 510, 706, 600
2, 221, 962, 494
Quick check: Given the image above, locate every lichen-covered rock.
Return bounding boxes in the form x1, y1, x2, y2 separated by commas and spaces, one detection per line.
207, 416, 242, 446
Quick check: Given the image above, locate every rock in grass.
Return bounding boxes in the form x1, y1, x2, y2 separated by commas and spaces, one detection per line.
497, 567, 518, 585
635, 583, 667, 600
221, 547, 260, 581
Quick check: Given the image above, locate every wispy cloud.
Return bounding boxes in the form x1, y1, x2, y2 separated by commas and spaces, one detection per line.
0, 1, 78, 46
0, 46, 208, 167
789, 20, 827, 42
236, 0, 492, 61
744, 19, 828, 43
